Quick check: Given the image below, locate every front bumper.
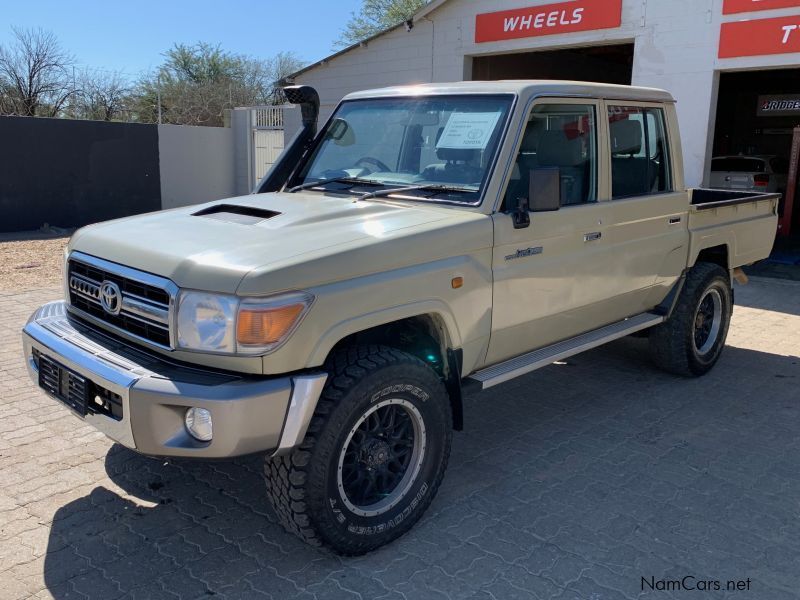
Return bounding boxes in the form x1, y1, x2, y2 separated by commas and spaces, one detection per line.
21, 301, 326, 458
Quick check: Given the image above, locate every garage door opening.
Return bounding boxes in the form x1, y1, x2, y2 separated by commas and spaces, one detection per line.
711, 68, 800, 271
471, 44, 634, 85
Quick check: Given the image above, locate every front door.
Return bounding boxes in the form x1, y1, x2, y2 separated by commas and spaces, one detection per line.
487, 99, 624, 365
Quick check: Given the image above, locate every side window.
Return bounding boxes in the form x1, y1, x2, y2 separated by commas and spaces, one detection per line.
504, 103, 597, 209
608, 106, 672, 199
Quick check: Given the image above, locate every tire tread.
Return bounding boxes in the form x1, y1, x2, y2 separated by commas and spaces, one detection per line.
650, 262, 731, 377
264, 345, 450, 554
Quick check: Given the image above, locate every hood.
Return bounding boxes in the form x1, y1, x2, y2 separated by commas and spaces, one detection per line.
69, 192, 491, 294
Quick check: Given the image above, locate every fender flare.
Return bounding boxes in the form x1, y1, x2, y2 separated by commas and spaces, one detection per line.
306, 300, 463, 368
689, 238, 733, 270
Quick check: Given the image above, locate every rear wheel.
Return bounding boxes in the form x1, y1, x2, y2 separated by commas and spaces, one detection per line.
265, 345, 451, 555
649, 262, 732, 377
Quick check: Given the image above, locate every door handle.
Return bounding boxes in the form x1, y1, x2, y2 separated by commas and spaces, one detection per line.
584, 231, 602, 242
669, 216, 682, 225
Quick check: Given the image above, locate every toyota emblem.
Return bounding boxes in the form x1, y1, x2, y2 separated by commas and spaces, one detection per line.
99, 281, 122, 315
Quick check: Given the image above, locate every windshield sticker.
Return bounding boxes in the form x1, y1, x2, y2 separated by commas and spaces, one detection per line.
436, 112, 502, 150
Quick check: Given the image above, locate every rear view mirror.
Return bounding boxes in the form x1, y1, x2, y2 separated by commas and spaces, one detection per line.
529, 168, 561, 212
408, 110, 440, 127
327, 118, 355, 146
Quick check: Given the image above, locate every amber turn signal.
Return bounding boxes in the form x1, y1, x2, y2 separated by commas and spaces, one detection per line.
451, 277, 464, 289
237, 304, 305, 345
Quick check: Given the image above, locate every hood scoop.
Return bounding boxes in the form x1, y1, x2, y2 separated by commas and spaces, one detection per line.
193, 204, 281, 225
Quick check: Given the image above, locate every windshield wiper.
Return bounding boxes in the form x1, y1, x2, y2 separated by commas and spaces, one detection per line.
287, 177, 382, 193
359, 183, 476, 201
288, 178, 476, 200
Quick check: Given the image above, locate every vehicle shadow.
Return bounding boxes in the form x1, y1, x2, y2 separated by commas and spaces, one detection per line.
42, 448, 355, 599
43, 340, 800, 599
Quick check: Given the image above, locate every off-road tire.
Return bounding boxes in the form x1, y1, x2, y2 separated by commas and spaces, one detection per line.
265, 345, 452, 555
649, 262, 732, 377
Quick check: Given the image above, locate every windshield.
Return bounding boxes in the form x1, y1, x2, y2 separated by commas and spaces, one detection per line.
290, 94, 514, 204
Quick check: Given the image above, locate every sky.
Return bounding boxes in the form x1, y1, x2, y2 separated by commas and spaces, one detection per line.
0, 0, 364, 79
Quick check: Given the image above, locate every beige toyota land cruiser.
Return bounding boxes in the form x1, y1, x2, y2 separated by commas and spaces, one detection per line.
22, 81, 779, 555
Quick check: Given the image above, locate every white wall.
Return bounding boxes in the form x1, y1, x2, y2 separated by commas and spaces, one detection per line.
294, 0, 800, 188
295, 19, 439, 129
158, 124, 236, 209
231, 109, 254, 196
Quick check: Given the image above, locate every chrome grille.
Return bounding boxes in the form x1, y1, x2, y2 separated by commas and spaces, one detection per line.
67, 252, 175, 349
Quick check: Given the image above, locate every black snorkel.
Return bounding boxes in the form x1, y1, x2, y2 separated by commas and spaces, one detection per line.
256, 85, 320, 193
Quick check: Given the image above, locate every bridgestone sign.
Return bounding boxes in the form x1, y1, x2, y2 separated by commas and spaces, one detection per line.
758, 95, 800, 116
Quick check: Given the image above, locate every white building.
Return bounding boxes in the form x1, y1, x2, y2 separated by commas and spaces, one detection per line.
287, 0, 800, 233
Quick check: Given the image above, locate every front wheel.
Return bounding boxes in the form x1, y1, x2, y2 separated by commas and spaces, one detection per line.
649, 262, 733, 377
265, 346, 452, 555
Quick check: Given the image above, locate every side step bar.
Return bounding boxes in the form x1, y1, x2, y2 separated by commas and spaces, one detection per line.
469, 313, 665, 390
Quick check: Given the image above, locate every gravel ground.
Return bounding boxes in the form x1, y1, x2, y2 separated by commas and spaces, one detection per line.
0, 233, 69, 292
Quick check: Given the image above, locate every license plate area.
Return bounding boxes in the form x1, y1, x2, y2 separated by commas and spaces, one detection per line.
38, 353, 88, 416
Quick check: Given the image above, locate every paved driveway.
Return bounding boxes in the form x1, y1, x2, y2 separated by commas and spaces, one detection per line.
1, 279, 798, 600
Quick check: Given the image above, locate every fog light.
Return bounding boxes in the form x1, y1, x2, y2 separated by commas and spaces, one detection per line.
185, 407, 213, 442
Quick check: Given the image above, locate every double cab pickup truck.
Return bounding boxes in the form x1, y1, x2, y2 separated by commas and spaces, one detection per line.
22, 81, 779, 555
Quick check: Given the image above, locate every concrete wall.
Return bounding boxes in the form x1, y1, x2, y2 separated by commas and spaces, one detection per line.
230, 109, 254, 196
157, 124, 235, 209
293, 0, 800, 188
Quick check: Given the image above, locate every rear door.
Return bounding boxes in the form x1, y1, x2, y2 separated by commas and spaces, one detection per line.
604, 102, 689, 312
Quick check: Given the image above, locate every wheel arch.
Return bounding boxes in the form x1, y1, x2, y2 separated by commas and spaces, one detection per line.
313, 307, 465, 430
693, 243, 731, 272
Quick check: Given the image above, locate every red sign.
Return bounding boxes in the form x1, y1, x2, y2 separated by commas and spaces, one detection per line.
475, 0, 623, 44
723, 0, 800, 14
719, 15, 800, 58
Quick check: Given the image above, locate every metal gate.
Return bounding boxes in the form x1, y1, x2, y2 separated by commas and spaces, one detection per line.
252, 106, 285, 184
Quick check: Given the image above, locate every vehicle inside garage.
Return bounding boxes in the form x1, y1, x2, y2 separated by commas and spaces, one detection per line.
471, 43, 634, 85
711, 68, 800, 273
712, 69, 800, 164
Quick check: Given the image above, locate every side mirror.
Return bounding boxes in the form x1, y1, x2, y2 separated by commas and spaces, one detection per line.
529, 168, 561, 212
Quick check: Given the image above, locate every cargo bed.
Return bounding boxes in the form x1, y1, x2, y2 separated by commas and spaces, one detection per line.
688, 188, 779, 269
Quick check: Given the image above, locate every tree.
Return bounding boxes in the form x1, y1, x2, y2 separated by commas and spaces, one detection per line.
266, 51, 306, 104
336, 0, 429, 48
72, 69, 129, 121
0, 27, 75, 117
128, 43, 304, 126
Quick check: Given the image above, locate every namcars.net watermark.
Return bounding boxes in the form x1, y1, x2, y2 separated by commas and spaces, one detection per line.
642, 576, 752, 593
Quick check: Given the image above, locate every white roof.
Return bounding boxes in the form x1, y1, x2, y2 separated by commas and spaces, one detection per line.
343, 80, 675, 103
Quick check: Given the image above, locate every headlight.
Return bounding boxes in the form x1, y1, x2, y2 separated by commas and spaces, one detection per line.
176, 290, 313, 355
177, 292, 238, 353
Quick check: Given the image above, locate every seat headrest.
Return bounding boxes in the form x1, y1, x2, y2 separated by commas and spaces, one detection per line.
611, 119, 642, 155
536, 130, 583, 167
436, 147, 479, 162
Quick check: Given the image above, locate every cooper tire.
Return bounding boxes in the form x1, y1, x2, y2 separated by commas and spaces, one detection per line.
649, 262, 732, 377
264, 345, 452, 555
